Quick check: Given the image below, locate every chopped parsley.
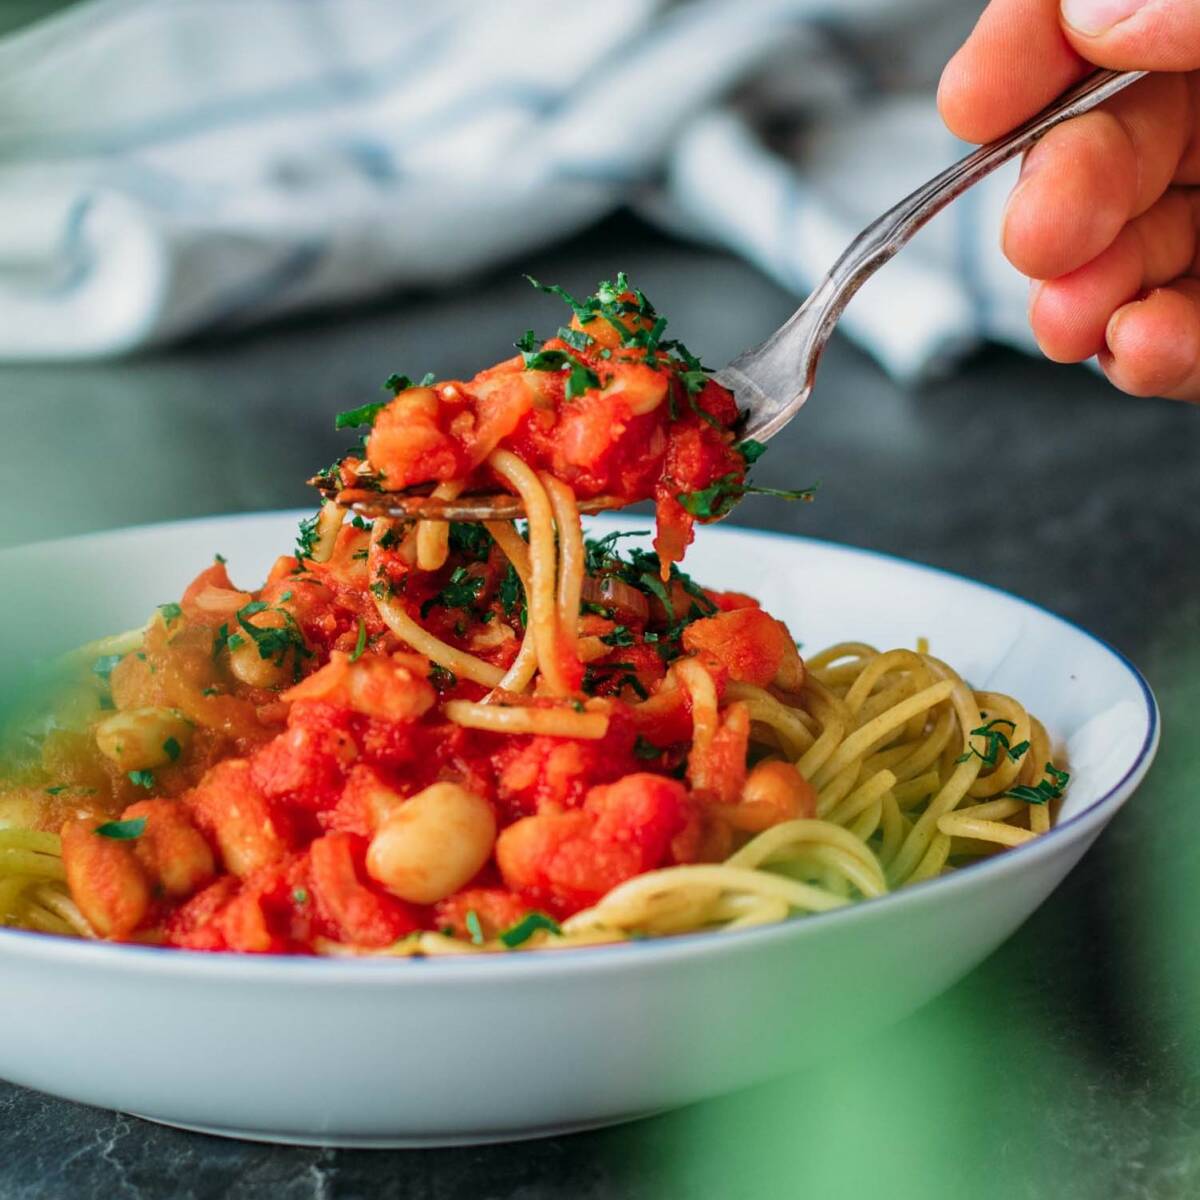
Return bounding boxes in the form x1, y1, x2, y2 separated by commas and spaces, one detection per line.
162, 736, 182, 762
583, 530, 643, 575
525, 273, 713, 386
677, 473, 819, 520
157, 602, 183, 626
499, 912, 562, 948
229, 600, 312, 681
633, 735, 662, 760
465, 909, 485, 946
382, 372, 427, 394
955, 718, 1030, 768
295, 512, 320, 560
556, 325, 594, 352
377, 524, 404, 550
1003, 763, 1071, 805
91, 654, 123, 682
95, 817, 147, 840
520, 346, 601, 401
583, 661, 648, 700
429, 663, 458, 690
582, 534, 716, 639
600, 625, 635, 647
335, 400, 387, 430
127, 770, 155, 790
421, 567, 485, 618
448, 522, 494, 563
349, 617, 368, 663
735, 439, 768, 465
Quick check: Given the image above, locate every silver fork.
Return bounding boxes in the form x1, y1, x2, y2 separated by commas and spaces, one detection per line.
326, 68, 1144, 522
720, 67, 1144, 444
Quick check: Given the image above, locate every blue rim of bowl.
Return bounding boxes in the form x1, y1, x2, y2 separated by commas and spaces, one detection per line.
0, 512, 1160, 981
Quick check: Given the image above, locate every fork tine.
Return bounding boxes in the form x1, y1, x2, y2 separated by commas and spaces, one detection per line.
312, 483, 625, 523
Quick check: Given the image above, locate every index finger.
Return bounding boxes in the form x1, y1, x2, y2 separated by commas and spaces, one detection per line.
939, 0, 1090, 143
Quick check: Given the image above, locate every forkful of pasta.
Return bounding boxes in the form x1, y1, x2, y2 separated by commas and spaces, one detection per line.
312, 67, 1142, 553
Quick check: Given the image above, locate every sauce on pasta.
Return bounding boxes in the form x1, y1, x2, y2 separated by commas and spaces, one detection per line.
0, 277, 1069, 954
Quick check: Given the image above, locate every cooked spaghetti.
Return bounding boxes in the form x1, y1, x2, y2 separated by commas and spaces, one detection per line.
0, 276, 1068, 955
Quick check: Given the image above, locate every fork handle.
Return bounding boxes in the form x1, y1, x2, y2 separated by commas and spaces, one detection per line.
740, 68, 1147, 442
813, 68, 1147, 325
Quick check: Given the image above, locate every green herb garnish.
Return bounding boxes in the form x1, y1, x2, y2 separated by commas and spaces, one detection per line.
735, 439, 768, 465
96, 817, 147, 840
335, 400, 387, 430
349, 617, 368, 663
633, 735, 662, 760
421, 567, 485, 618
1003, 764, 1071, 805
677, 474, 818, 520
429, 663, 458, 690
232, 601, 312, 681
127, 770, 155, 790
955, 718, 1030, 768
600, 625, 636, 647
295, 512, 320, 560
499, 912, 562, 948
448, 522, 494, 562
91, 654, 123, 682
157, 602, 183, 626
583, 662, 648, 700
465, 909, 485, 946
162, 736, 182, 762
521, 347, 601, 401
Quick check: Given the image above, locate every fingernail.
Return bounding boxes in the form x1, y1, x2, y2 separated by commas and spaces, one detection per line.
1028, 281, 1046, 323
1060, 0, 1149, 37
1001, 149, 1047, 258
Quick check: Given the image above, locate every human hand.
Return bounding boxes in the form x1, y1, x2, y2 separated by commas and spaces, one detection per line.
939, 1, 1200, 400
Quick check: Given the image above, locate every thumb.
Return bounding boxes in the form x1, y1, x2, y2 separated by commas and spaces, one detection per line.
1061, 0, 1200, 69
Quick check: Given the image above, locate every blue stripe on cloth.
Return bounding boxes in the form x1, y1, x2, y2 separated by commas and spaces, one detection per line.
188, 240, 327, 339
338, 136, 403, 184
550, 161, 655, 187
37, 194, 96, 298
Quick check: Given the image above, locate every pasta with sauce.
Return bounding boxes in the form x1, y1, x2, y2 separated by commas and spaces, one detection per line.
0, 277, 1069, 955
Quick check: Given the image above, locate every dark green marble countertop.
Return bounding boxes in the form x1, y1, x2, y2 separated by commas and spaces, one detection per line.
2, 217, 1198, 1199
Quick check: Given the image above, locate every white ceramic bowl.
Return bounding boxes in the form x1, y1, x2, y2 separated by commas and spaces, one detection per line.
0, 513, 1158, 1146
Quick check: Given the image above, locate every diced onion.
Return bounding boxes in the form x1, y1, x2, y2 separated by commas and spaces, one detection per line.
580, 576, 650, 623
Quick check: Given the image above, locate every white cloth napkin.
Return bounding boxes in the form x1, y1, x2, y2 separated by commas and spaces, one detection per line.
0, 0, 1033, 377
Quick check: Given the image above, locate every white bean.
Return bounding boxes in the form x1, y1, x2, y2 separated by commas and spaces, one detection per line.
94, 707, 193, 772
366, 782, 496, 905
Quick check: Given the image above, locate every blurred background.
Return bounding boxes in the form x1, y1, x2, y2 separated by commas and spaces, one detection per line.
2, 1, 1199, 1198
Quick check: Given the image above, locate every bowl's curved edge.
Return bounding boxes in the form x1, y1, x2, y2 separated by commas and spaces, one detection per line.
0, 511, 1161, 982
